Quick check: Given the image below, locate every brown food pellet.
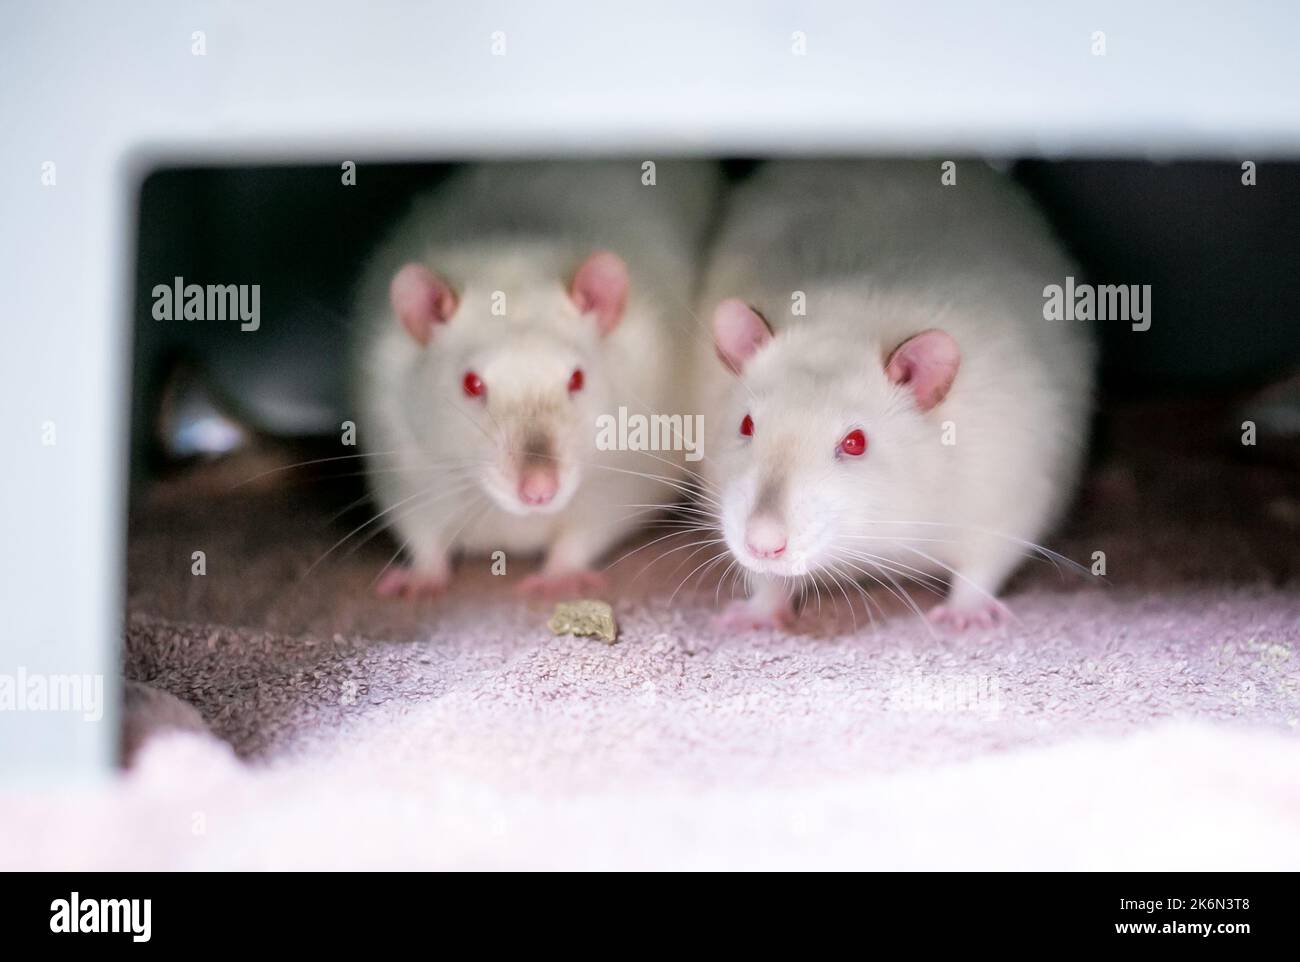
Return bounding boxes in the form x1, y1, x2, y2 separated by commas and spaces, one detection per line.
548, 599, 618, 644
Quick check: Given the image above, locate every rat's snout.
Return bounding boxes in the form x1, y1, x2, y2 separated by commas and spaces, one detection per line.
512, 427, 564, 509
729, 468, 811, 573
744, 514, 787, 559
744, 471, 789, 559
519, 465, 559, 505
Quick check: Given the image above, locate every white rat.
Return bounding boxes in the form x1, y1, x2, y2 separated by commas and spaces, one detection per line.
696, 160, 1094, 629
352, 161, 718, 598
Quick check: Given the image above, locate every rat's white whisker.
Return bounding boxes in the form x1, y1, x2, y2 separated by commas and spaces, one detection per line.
690, 547, 735, 594
856, 521, 1089, 578
367, 490, 493, 590
619, 501, 720, 519
231, 449, 413, 489
341, 482, 482, 560
836, 546, 951, 593
528, 453, 721, 507
850, 555, 936, 625
630, 535, 729, 584
823, 561, 866, 633
303, 483, 443, 578
329, 476, 479, 526
668, 548, 733, 605
602, 526, 710, 573
304, 475, 486, 579
831, 554, 932, 628
440, 493, 495, 552
894, 544, 1011, 615
715, 557, 740, 607
662, 536, 731, 582
808, 567, 830, 620
832, 561, 884, 631
327, 468, 483, 524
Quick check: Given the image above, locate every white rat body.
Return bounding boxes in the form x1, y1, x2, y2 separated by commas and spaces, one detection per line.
353, 161, 718, 597
697, 161, 1094, 629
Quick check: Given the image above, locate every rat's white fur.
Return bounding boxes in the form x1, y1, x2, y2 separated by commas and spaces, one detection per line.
352, 161, 718, 588
696, 160, 1095, 625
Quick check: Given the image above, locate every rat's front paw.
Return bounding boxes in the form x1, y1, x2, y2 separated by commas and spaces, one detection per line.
713, 597, 796, 632
516, 568, 608, 600
927, 596, 1010, 631
375, 565, 451, 599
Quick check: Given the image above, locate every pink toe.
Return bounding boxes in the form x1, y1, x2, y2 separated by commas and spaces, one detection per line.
928, 599, 1009, 631
714, 599, 795, 632
375, 570, 407, 598
375, 566, 448, 600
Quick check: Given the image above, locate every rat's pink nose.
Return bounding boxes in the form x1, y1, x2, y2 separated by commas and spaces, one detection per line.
519, 468, 558, 506
745, 516, 787, 559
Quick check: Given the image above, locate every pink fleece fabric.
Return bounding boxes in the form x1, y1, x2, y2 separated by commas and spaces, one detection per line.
2, 400, 1299, 870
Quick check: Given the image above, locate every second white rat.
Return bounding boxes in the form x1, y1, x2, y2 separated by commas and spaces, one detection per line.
696, 160, 1095, 629
352, 161, 718, 598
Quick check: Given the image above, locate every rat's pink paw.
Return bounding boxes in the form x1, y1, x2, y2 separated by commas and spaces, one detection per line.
375, 566, 450, 599
927, 597, 1010, 631
516, 569, 608, 600
713, 598, 796, 632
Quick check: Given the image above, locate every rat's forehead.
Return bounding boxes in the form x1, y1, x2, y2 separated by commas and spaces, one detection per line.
476, 327, 577, 374
457, 281, 576, 325
746, 332, 888, 402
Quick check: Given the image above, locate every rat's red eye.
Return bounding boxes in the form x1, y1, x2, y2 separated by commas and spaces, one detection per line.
739, 414, 754, 437
462, 371, 485, 399
838, 428, 867, 457
568, 368, 584, 394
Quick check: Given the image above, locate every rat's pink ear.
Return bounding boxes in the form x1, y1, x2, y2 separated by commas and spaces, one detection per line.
390, 263, 458, 345
885, 329, 961, 411
712, 299, 773, 375
569, 251, 629, 336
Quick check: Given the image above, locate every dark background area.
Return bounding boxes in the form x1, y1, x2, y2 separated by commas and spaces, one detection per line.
130, 159, 1300, 476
